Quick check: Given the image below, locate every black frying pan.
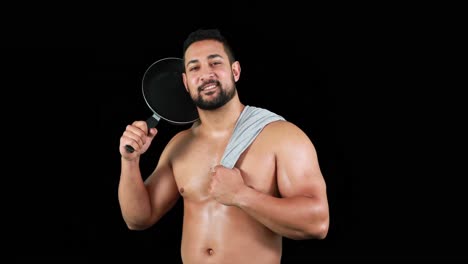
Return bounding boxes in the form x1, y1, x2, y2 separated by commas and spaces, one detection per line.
125, 57, 199, 153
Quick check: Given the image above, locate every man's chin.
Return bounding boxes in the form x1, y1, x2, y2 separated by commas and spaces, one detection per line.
196, 100, 226, 110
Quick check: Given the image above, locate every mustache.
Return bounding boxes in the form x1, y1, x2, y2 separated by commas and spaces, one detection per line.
198, 80, 220, 92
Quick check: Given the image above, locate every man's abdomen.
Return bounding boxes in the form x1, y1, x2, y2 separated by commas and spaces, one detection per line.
180, 200, 281, 264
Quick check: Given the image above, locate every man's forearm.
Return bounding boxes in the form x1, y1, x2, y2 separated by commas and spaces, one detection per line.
234, 186, 329, 240
118, 158, 153, 229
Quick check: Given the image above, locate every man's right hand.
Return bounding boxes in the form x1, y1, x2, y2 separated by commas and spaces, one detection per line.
119, 121, 158, 160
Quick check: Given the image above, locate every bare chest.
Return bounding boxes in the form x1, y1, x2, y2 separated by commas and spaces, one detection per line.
172, 136, 277, 201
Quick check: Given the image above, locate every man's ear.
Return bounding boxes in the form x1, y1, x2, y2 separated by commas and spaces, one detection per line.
232, 61, 241, 82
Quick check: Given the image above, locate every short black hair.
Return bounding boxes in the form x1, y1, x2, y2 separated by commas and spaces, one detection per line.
182, 28, 236, 64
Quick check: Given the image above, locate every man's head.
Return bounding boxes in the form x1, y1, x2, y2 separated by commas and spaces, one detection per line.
183, 29, 236, 66
182, 29, 241, 110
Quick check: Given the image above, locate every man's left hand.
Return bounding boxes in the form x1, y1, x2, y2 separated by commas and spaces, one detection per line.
209, 165, 246, 206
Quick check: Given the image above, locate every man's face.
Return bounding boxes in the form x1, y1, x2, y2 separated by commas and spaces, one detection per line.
182, 40, 239, 110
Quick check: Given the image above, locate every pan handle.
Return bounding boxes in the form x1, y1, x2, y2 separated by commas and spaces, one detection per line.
125, 114, 161, 153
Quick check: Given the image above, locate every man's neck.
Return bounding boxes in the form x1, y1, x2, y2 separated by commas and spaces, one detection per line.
196, 100, 245, 138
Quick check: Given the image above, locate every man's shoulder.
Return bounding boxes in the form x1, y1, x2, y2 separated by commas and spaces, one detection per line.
261, 120, 309, 141
266, 118, 295, 128
165, 127, 194, 148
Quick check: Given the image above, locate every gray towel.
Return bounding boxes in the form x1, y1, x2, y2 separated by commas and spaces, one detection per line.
220, 105, 285, 169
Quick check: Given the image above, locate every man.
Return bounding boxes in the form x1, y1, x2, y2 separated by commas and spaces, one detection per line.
118, 28, 329, 263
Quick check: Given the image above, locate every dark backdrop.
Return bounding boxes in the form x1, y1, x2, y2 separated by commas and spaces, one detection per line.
7, 4, 466, 262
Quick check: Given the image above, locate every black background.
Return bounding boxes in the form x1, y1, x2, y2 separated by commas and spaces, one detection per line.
6, 3, 466, 262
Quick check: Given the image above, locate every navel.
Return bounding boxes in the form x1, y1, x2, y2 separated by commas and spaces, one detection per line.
179, 187, 184, 194
206, 248, 214, 256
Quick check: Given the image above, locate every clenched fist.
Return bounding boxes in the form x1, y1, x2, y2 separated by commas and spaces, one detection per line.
119, 120, 158, 160
209, 165, 246, 206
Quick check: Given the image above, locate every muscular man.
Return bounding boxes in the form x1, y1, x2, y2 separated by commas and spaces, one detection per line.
118, 28, 329, 263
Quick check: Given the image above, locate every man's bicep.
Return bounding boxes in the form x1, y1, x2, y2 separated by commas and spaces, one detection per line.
275, 126, 326, 199
144, 158, 180, 223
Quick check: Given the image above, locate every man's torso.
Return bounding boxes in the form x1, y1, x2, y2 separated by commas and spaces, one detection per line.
170, 124, 282, 263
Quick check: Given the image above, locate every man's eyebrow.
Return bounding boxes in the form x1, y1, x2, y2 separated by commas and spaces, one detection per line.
186, 59, 199, 67
186, 54, 224, 67
207, 54, 223, 60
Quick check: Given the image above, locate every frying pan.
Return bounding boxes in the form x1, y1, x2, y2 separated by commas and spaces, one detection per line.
125, 57, 199, 153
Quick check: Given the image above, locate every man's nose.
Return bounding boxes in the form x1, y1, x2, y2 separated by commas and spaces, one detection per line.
200, 68, 215, 82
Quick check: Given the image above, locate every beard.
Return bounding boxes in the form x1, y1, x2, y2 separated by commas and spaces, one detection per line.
191, 79, 236, 110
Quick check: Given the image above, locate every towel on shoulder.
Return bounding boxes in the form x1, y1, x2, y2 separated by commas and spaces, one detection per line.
220, 105, 285, 169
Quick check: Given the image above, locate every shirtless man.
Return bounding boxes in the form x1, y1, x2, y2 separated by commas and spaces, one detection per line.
118, 28, 329, 263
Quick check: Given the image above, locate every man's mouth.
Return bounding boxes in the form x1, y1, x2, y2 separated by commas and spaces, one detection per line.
199, 81, 220, 92
201, 84, 217, 91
